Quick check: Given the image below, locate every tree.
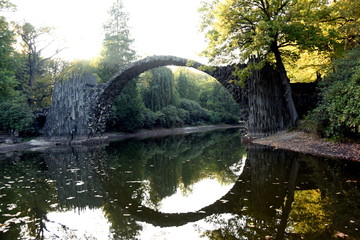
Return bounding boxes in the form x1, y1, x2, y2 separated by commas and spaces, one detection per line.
325, 0, 360, 52
286, 0, 360, 83
97, 0, 136, 82
142, 67, 176, 112
199, 0, 349, 126
0, 15, 18, 101
106, 80, 144, 132
97, 0, 138, 132
175, 70, 201, 101
17, 22, 61, 109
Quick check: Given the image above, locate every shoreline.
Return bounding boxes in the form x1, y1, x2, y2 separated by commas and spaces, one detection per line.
0, 126, 359, 162
0, 124, 244, 153
252, 130, 360, 162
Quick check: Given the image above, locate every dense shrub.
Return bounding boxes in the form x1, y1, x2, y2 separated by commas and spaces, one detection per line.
178, 99, 212, 125
141, 108, 157, 129
106, 81, 144, 132
304, 47, 360, 141
159, 105, 184, 128
0, 100, 34, 135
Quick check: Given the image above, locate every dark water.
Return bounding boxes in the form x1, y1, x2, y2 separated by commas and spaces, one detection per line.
0, 128, 359, 240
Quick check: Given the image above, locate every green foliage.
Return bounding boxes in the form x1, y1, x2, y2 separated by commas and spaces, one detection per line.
107, 80, 144, 132
141, 108, 157, 129
0, 0, 14, 9
305, 47, 360, 141
199, 0, 360, 82
96, 0, 136, 82
0, 99, 34, 134
107, 65, 240, 132
176, 71, 200, 101
141, 67, 176, 112
155, 105, 184, 128
16, 22, 60, 109
179, 99, 212, 125
0, 16, 18, 100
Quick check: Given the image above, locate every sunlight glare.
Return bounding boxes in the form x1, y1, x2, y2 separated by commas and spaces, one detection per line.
7, 0, 207, 62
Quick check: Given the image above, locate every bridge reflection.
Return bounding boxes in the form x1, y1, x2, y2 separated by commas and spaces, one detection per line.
100, 144, 301, 228
1, 129, 359, 239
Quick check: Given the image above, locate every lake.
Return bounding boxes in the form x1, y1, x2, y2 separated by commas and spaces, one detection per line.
0, 128, 359, 239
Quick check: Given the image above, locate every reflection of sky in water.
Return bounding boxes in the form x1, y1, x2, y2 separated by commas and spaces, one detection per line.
160, 178, 234, 213
45, 208, 112, 239
3, 129, 359, 240
44, 206, 239, 240
43, 177, 236, 239
137, 213, 241, 240
42, 157, 247, 239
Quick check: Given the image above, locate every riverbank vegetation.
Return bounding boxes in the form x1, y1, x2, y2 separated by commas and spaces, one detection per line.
0, 0, 359, 142
199, 0, 360, 142
0, 0, 241, 138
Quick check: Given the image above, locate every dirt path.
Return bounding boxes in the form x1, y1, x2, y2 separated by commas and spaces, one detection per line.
253, 131, 360, 162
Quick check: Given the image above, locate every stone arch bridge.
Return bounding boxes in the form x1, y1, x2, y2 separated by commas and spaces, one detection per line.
44, 55, 296, 139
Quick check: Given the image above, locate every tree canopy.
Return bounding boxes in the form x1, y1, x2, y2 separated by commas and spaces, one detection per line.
97, 0, 136, 82
200, 0, 360, 77
199, 0, 360, 130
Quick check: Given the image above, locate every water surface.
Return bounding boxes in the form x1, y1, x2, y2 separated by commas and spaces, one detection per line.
0, 128, 359, 239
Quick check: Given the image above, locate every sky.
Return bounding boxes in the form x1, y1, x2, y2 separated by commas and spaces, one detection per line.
5, 0, 208, 63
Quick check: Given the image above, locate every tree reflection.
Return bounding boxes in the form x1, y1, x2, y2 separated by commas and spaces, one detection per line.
102, 129, 245, 210
98, 129, 246, 238
0, 152, 57, 239
199, 147, 360, 240
1, 128, 359, 240
289, 156, 360, 239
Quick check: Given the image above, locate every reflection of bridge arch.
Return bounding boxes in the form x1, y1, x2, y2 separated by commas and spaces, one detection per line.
107, 173, 246, 227
89, 55, 246, 134
103, 149, 302, 228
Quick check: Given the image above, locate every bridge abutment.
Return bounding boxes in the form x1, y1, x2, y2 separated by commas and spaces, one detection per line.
43, 73, 100, 139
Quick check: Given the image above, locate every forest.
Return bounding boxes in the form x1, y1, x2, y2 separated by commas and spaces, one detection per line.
0, 0, 359, 142
0, 0, 241, 137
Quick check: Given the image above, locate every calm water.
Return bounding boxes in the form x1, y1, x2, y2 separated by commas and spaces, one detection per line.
0, 128, 359, 240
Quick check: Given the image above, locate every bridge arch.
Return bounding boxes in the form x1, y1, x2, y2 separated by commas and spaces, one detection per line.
45, 55, 293, 139
88, 55, 245, 135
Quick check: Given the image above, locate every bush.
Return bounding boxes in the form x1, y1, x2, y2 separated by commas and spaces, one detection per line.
106, 81, 144, 132
141, 108, 157, 129
305, 47, 360, 141
0, 100, 34, 135
178, 99, 211, 125
161, 105, 185, 127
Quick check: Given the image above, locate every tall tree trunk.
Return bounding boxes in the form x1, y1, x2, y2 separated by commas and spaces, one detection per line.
271, 42, 299, 126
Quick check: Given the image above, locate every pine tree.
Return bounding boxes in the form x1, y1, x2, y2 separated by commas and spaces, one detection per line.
97, 0, 136, 82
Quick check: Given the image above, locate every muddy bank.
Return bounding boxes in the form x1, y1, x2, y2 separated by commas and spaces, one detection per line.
0, 125, 244, 153
252, 131, 360, 162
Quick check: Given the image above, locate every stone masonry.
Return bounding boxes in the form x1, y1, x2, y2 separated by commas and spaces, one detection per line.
44, 55, 293, 139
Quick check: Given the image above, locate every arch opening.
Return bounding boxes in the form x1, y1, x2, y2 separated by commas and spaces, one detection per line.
90, 56, 245, 135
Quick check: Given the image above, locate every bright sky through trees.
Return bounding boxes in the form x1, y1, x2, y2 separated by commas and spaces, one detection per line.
6, 0, 207, 62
